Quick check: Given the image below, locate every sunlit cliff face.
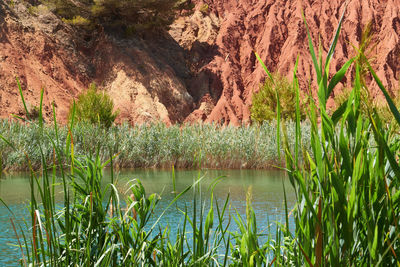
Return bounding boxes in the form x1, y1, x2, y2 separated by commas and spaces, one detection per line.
0, 0, 399, 125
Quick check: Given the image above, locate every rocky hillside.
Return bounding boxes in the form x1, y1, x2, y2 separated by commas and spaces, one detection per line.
0, 0, 399, 125
0, 0, 194, 125
183, 0, 400, 124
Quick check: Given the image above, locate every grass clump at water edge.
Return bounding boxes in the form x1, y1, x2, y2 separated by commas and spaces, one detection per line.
0, 120, 311, 171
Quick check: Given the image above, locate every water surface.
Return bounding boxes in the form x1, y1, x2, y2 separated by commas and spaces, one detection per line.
0, 169, 296, 266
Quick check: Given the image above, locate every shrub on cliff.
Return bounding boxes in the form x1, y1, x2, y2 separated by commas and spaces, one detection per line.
91, 0, 186, 30
251, 73, 305, 123
40, 0, 193, 31
69, 83, 118, 128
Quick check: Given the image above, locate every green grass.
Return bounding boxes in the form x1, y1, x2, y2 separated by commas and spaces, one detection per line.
0, 120, 311, 171
1, 112, 282, 265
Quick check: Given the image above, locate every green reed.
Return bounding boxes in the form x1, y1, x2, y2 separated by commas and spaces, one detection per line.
0, 120, 311, 171
257, 3, 400, 265
1, 89, 280, 265
0, 89, 287, 265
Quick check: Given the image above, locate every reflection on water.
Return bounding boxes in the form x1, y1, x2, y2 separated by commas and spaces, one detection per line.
0, 169, 295, 266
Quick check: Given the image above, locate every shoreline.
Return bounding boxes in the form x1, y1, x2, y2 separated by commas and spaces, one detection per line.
0, 120, 310, 173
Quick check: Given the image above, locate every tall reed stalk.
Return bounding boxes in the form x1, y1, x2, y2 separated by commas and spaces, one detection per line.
254, 3, 400, 265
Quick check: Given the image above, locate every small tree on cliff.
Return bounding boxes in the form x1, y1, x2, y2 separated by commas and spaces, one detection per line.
70, 83, 118, 128
250, 73, 305, 123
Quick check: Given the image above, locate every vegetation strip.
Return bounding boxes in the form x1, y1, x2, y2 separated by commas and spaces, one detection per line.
0, 120, 311, 171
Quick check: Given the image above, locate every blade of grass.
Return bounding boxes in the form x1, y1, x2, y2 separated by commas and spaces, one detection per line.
39, 88, 44, 130
0, 133, 15, 150
16, 77, 29, 118
293, 55, 300, 166
326, 58, 355, 100
324, 3, 348, 71
255, 52, 274, 82
365, 57, 400, 126
302, 11, 321, 83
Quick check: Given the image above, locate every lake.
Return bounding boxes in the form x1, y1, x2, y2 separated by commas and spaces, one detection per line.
0, 169, 296, 266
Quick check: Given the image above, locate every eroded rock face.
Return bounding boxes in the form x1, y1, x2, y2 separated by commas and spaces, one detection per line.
0, 2, 85, 121
177, 0, 400, 124
0, 1, 193, 124
0, 0, 399, 125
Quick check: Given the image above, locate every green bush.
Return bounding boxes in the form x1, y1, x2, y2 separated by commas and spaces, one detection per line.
39, 0, 193, 31
250, 73, 305, 123
70, 83, 118, 128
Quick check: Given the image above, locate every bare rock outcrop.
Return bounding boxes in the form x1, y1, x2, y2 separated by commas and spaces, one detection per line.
176, 0, 400, 124
0, 1, 193, 124
0, 0, 399, 125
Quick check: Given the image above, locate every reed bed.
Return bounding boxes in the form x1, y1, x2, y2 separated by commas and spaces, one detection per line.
267, 5, 400, 265
0, 120, 311, 171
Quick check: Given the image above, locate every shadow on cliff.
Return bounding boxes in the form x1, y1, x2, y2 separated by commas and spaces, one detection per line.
186, 40, 222, 103
0, 3, 12, 44
78, 28, 222, 123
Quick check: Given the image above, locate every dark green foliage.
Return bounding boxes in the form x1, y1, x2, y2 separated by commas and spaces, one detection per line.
333, 23, 400, 127
334, 86, 400, 126
260, 4, 400, 265
70, 83, 118, 128
251, 73, 305, 123
39, 0, 193, 31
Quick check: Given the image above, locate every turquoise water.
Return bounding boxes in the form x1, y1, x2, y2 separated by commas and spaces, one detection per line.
0, 169, 296, 266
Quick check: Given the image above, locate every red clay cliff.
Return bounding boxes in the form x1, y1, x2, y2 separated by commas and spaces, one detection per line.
0, 0, 399, 125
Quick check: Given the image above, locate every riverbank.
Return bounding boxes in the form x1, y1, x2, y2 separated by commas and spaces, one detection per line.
0, 120, 311, 171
